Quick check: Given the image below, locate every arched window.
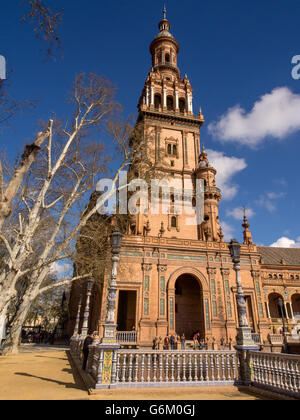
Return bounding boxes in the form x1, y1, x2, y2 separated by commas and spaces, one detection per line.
173, 145, 177, 156
157, 51, 162, 64
168, 144, 172, 155
154, 94, 162, 109
268, 293, 286, 318
167, 96, 174, 111
171, 216, 177, 228
165, 53, 170, 64
292, 294, 300, 316
179, 98, 186, 113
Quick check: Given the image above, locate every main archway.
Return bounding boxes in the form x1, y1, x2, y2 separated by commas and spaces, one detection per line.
174, 274, 205, 339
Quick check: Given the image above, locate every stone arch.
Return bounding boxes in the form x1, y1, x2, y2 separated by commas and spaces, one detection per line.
167, 266, 209, 293
268, 292, 285, 319
167, 268, 208, 339
291, 293, 300, 317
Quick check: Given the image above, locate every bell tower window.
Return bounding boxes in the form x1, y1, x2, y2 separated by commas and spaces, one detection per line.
154, 94, 162, 109
167, 96, 174, 111
165, 53, 170, 64
179, 98, 186, 113
167, 143, 178, 157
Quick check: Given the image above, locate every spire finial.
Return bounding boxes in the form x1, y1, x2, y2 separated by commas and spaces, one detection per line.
243, 207, 248, 223
163, 4, 167, 20
242, 207, 253, 245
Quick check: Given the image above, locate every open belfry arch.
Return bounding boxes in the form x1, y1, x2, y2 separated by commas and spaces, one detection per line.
68, 8, 300, 350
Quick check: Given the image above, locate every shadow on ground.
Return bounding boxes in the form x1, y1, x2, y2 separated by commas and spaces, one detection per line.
14, 371, 85, 391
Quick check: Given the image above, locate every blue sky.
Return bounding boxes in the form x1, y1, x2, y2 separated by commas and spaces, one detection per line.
1, 0, 300, 248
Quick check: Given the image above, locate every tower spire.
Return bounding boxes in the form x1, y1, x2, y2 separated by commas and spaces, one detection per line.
163, 4, 167, 20
242, 208, 254, 245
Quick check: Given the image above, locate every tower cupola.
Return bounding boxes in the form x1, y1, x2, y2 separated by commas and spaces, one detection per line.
150, 6, 180, 74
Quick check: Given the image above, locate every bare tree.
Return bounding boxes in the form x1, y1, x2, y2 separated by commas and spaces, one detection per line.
0, 127, 51, 229
21, 0, 63, 59
0, 73, 154, 354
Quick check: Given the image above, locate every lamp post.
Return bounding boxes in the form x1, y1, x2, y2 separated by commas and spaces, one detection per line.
95, 228, 123, 390
229, 239, 259, 384
101, 228, 123, 344
278, 297, 289, 354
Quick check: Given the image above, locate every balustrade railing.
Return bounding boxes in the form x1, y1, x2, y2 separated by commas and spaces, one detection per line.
251, 334, 262, 345
116, 331, 137, 344
268, 334, 284, 344
249, 351, 300, 398
114, 350, 238, 387
69, 337, 300, 397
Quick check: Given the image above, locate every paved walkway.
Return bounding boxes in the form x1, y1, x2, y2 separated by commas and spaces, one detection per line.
0, 346, 264, 400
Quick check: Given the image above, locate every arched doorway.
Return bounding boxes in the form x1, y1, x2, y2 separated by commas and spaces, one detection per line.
174, 274, 205, 339
292, 294, 300, 317
268, 293, 286, 318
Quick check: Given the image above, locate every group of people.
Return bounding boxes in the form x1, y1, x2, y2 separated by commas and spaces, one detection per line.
192, 332, 206, 350
152, 334, 184, 350
21, 329, 56, 345
153, 332, 207, 351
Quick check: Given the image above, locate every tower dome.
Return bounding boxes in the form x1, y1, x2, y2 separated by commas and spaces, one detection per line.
149, 6, 180, 74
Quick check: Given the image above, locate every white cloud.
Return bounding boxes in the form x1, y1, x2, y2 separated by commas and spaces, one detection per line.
226, 207, 255, 221
270, 237, 300, 248
221, 221, 236, 242
256, 191, 285, 213
206, 149, 247, 200
51, 262, 73, 278
208, 87, 300, 147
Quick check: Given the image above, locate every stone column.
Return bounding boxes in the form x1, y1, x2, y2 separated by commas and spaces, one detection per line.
73, 295, 82, 337
289, 302, 295, 320
163, 88, 167, 109
187, 93, 193, 113
284, 301, 289, 319
151, 86, 154, 107
81, 279, 94, 337
175, 90, 179, 111
266, 301, 271, 319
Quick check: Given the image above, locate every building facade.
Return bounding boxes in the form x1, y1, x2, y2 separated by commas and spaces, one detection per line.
68, 11, 300, 349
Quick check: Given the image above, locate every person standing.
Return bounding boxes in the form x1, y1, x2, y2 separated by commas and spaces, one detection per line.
164, 335, 170, 350
82, 332, 95, 371
181, 334, 186, 350
170, 334, 175, 350
193, 333, 199, 350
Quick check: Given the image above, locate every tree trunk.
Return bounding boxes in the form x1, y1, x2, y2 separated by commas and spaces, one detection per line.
2, 296, 32, 355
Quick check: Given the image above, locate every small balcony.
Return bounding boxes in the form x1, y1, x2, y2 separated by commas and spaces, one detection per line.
116, 331, 138, 346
